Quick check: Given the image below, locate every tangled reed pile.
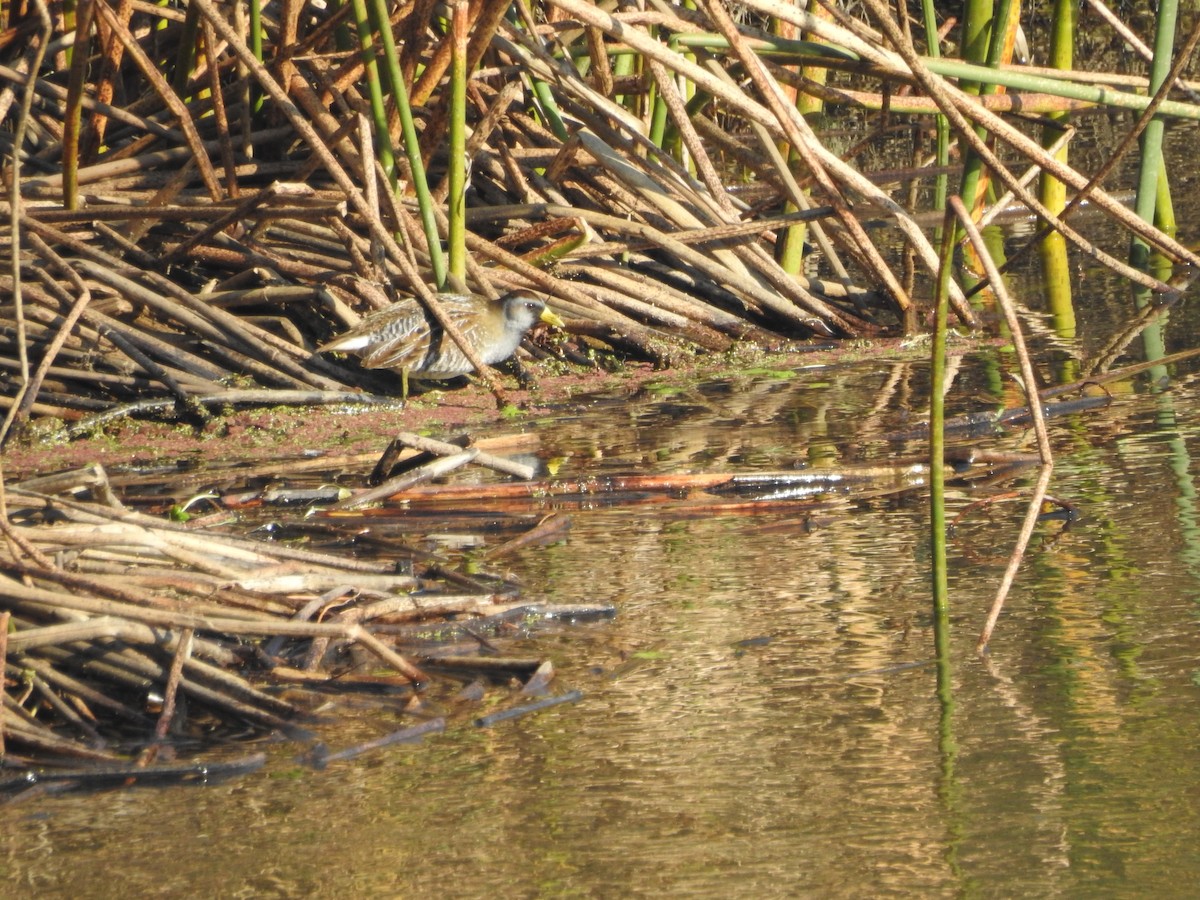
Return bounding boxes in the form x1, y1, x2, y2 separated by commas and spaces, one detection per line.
2, 0, 1192, 437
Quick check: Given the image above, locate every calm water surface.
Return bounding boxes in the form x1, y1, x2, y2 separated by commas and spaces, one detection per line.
10, 347, 1200, 898
9, 128, 1200, 900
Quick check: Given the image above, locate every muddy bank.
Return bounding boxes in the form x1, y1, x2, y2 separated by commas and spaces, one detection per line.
3, 338, 966, 481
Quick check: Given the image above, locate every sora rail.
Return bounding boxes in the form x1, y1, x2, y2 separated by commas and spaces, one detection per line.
318, 290, 562, 382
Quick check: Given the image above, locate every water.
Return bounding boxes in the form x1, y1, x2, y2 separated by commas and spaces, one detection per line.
10, 122, 1200, 900
8, 343, 1200, 898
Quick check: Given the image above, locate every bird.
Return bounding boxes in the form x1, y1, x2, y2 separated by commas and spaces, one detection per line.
318, 290, 563, 386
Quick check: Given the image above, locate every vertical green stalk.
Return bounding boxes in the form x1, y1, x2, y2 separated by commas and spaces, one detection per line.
648, 76, 669, 148
982, 0, 1015, 93
367, 0, 405, 182
976, 0, 1017, 260
349, 0, 396, 181
172, 4, 201, 95
931, 205, 956, 864
249, 0, 262, 61
612, 50, 638, 113
1040, 233, 1077, 381
1155, 148, 1176, 235
368, 0, 445, 286
651, 31, 678, 153
247, 0, 264, 112
447, 0, 468, 288
931, 201, 957, 874
958, 0, 993, 96
774, 0, 830, 275
958, 0, 1018, 277
1040, 0, 1075, 382
1131, 0, 1179, 269
1039, 0, 1073, 214
920, 0, 950, 213
956, 0, 995, 214
930, 204, 955, 621
62, 0, 95, 210
1136, 263, 1171, 377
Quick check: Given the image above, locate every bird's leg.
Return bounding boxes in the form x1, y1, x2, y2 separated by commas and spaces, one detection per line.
509, 357, 535, 390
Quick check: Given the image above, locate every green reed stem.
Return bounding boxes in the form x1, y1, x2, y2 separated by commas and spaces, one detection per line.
930, 202, 955, 620
957, 0, 1004, 215
1039, 0, 1074, 214
62, 0, 94, 210
1132, 0, 1180, 268
774, 2, 829, 276
672, 35, 1200, 122
368, 0, 445, 287
172, 4, 200, 95
351, 0, 395, 182
367, 0, 404, 146
648, 77, 669, 148
249, 0, 264, 110
919, 0, 950, 213
1155, 149, 1176, 235
958, 0, 993, 96
612, 50, 638, 112
447, 0, 468, 287
249, 0, 262, 60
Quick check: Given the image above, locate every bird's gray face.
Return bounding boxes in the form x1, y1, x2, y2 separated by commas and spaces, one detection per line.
502, 294, 547, 332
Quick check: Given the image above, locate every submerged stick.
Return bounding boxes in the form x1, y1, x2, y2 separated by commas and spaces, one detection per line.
0, 753, 268, 792
474, 690, 584, 727
304, 718, 446, 769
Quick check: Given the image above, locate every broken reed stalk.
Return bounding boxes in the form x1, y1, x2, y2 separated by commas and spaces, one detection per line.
950, 198, 1055, 651
310, 465, 948, 507
308, 718, 447, 768
401, 431, 536, 478
152, 626, 189, 744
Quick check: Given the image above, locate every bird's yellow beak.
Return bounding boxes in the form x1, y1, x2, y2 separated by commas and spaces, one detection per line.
539, 308, 565, 328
